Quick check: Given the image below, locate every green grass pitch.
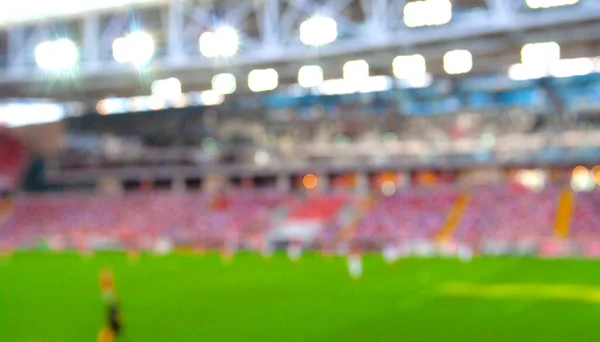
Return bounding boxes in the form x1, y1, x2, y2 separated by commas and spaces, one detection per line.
1, 252, 600, 341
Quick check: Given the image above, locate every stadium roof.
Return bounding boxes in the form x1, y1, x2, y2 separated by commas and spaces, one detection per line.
0, 0, 599, 104
0, 0, 168, 27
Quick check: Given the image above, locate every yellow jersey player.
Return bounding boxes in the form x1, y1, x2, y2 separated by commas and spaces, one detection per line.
99, 268, 116, 302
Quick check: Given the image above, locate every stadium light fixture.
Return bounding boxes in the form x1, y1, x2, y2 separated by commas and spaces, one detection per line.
199, 90, 225, 106
112, 32, 155, 66
403, 0, 452, 28
151, 78, 182, 100
393, 54, 432, 88
507, 63, 547, 81
211, 73, 237, 95
199, 26, 239, 58
525, 0, 579, 9
254, 150, 270, 166
549, 58, 595, 78
358, 75, 392, 93
393, 54, 426, 79
298, 65, 324, 88
318, 78, 356, 95
343, 59, 369, 83
443, 50, 473, 75
35, 39, 79, 71
521, 42, 560, 66
299, 16, 337, 46
303, 174, 318, 189
248, 68, 279, 92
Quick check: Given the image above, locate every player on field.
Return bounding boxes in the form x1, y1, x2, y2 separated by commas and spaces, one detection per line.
98, 268, 124, 341
100, 268, 116, 302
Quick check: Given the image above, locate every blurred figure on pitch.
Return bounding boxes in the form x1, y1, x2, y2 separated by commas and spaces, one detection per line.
98, 268, 124, 341
100, 268, 116, 302
347, 247, 363, 279
221, 237, 237, 263
287, 239, 303, 261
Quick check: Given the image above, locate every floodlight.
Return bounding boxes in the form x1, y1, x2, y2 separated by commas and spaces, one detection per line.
112, 31, 155, 66
443, 50, 473, 75
199, 26, 239, 58
343, 60, 369, 83
358, 76, 392, 93
248, 69, 278, 92
507, 63, 547, 81
299, 16, 337, 46
35, 39, 79, 71
521, 42, 560, 66
393, 54, 426, 79
212, 73, 237, 95
298, 65, 324, 88
550, 58, 595, 78
404, 0, 452, 28
526, 0, 578, 9
319, 78, 356, 95
151, 78, 182, 100
199, 90, 224, 106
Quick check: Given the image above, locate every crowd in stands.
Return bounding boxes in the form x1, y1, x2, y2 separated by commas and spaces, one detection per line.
455, 185, 559, 244
0, 190, 290, 251
0, 184, 594, 252
570, 191, 600, 241
351, 189, 458, 247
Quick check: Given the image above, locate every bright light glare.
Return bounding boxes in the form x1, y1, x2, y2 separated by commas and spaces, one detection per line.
0, 103, 65, 127
526, 0, 578, 9
381, 180, 397, 196
96, 98, 126, 115
212, 73, 237, 95
319, 78, 355, 95
248, 68, 279, 92
571, 166, 595, 192
404, 0, 452, 28
396, 73, 433, 88
199, 90, 225, 106
303, 174, 318, 189
549, 58, 595, 78
112, 32, 155, 66
507, 63, 548, 81
35, 39, 79, 70
515, 169, 546, 192
393, 54, 426, 79
151, 78, 182, 100
443, 50, 472, 75
343, 60, 369, 83
298, 65, 324, 88
199, 26, 239, 58
521, 42, 560, 66
318, 76, 392, 95
359, 75, 392, 93
254, 150, 270, 166
299, 16, 337, 46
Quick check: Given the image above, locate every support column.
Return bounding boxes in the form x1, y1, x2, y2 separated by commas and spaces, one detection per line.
172, 174, 187, 193
260, 0, 280, 52
7, 26, 26, 74
356, 172, 369, 196
167, 0, 185, 65
83, 14, 100, 71
277, 174, 291, 192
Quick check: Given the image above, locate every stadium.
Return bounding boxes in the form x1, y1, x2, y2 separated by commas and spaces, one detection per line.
1, 0, 600, 340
